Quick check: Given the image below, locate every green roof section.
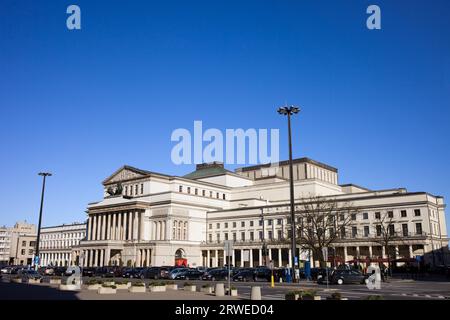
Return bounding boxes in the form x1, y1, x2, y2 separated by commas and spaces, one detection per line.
183, 162, 234, 180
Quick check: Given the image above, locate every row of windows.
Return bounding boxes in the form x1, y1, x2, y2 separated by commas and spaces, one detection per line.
41, 232, 85, 240
124, 184, 144, 196
21, 241, 36, 247
210, 218, 284, 230
208, 222, 425, 243
21, 249, 34, 255
179, 186, 226, 200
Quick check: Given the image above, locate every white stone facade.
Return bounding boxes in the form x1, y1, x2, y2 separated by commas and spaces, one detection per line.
77, 159, 449, 268
39, 223, 86, 267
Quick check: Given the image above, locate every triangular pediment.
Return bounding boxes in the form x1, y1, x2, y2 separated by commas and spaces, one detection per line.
103, 166, 151, 185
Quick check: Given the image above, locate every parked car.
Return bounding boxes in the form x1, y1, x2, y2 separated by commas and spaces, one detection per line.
319, 269, 368, 285
140, 267, 171, 280
82, 267, 96, 277
122, 268, 143, 278
169, 268, 189, 279
52, 267, 67, 276
21, 270, 43, 282
202, 268, 229, 281
0, 266, 12, 274
174, 269, 204, 280
232, 269, 255, 282
94, 267, 115, 278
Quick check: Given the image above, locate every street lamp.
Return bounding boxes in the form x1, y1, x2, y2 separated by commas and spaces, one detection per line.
34, 172, 52, 270
277, 105, 300, 282
260, 197, 269, 267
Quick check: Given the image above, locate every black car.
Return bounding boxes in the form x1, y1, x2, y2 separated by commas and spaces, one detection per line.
53, 267, 67, 276
82, 267, 96, 277
320, 269, 368, 285
174, 269, 204, 280
202, 269, 229, 281
310, 268, 327, 281
253, 267, 274, 282
122, 268, 143, 278
140, 267, 171, 280
232, 270, 255, 282
95, 267, 115, 278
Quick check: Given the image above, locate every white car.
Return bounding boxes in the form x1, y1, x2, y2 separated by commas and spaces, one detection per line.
0, 267, 12, 274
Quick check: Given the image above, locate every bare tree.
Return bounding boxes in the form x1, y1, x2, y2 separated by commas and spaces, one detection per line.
291, 195, 358, 268
371, 211, 404, 276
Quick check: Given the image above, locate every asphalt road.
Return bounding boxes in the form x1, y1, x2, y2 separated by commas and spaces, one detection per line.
1, 275, 449, 300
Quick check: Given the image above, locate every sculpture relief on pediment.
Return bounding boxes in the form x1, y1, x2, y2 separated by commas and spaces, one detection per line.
109, 170, 143, 183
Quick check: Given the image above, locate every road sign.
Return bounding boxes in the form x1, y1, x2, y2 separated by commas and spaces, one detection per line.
34, 256, 40, 265
294, 256, 298, 266
223, 240, 234, 256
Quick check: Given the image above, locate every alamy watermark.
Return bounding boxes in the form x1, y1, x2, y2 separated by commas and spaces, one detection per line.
171, 121, 280, 166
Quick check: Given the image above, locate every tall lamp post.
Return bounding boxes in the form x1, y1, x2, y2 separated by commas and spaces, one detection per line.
34, 172, 52, 270
277, 105, 300, 282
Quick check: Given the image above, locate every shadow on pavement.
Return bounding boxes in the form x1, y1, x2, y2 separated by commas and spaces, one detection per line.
0, 281, 79, 300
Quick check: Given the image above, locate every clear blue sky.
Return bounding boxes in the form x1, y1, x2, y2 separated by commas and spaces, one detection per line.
0, 1, 449, 234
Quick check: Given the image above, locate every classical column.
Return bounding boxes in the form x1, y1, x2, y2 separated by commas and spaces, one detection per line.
239, 249, 243, 267
156, 221, 161, 240
394, 245, 399, 259
207, 250, 210, 268
215, 250, 219, 267
288, 248, 292, 268
381, 246, 386, 258
278, 248, 282, 267
111, 213, 116, 240
343, 246, 348, 262
268, 248, 272, 261
139, 211, 145, 240
133, 212, 138, 240
368, 246, 373, 258
100, 249, 104, 267
106, 213, 111, 240
147, 249, 151, 266
87, 216, 92, 240
258, 249, 262, 266
105, 248, 110, 266
89, 250, 94, 267
102, 214, 106, 240
92, 215, 97, 241
97, 215, 102, 240
117, 213, 122, 240
356, 246, 360, 258
123, 212, 128, 240
128, 211, 133, 241
249, 249, 254, 267
409, 245, 413, 258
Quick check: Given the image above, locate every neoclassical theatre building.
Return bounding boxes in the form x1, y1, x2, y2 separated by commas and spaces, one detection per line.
76, 158, 449, 268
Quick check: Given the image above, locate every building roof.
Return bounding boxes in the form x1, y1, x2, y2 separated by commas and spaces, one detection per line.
183, 162, 236, 180
235, 157, 338, 173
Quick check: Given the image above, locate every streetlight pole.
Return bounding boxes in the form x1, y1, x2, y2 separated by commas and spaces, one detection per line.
260, 197, 268, 267
34, 172, 52, 270
278, 105, 300, 282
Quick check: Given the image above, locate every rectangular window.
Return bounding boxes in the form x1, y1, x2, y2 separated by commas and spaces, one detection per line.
209, 224, 212, 229
250, 221, 254, 227
125, 186, 128, 194
216, 233, 220, 241
363, 212, 368, 220
216, 223, 220, 229
339, 214, 345, 221
259, 231, 263, 240
224, 222, 228, 228
209, 191, 213, 197
389, 224, 395, 235
259, 220, 263, 226
223, 194, 226, 200
208, 234, 212, 242
29, 241, 36, 247
352, 227, 357, 238
416, 223, 422, 235
241, 221, 245, 227
388, 211, 394, 218
351, 213, 357, 221
216, 192, 220, 199
340, 227, 346, 238
268, 231, 273, 240
277, 230, 282, 239
22, 241, 26, 246
402, 224, 408, 236
179, 186, 183, 192
187, 187, 191, 194
135, 185, 138, 195
250, 232, 254, 241
21, 249, 25, 255
232, 222, 236, 228
241, 232, 245, 241
401, 210, 407, 218
268, 219, 273, 226
376, 225, 382, 236
375, 212, 381, 219
195, 188, 198, 195
202, 190, 206, 196
414, 209, 421, 217
224, 233, 228, 240
277, 219, 282, 225
232, 233, 236, 241
141, 184, 144, 194
364, 226, 369, 237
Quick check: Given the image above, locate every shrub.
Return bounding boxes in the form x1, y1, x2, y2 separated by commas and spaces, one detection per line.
300, 290, 317, 298
132, 282, 145, 287
183, 282, 194, 287
165, 281, 175, 285
329, 292, 342, 300
86, 279, 101, 285
148, 281, 166, 287
202, 284, 211, 288
102, 284, 116, 289
285, 290, 303, 300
